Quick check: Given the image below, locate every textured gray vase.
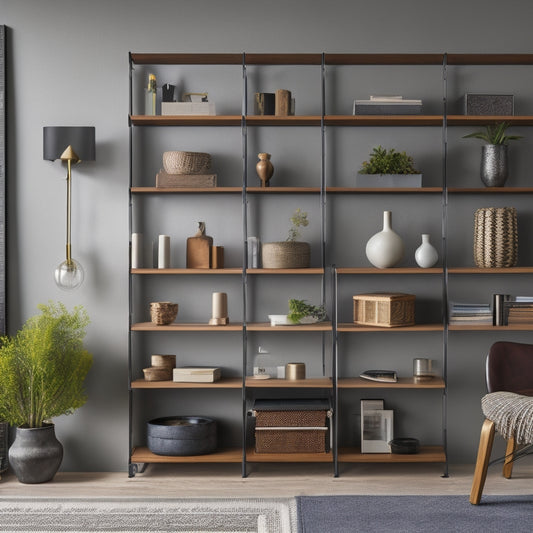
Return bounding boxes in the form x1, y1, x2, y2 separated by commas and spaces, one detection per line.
481, 144, 508, 187
8, 424, 63, 483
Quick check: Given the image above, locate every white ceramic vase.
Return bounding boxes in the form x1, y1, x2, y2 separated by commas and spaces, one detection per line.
415, 234, 438, 268
365, 211, 404, 268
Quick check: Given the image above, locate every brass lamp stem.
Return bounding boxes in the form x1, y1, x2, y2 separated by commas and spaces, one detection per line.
66, 158, 72, 265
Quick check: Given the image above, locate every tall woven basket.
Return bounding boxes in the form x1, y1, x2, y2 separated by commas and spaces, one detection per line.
473, 207, 517, 268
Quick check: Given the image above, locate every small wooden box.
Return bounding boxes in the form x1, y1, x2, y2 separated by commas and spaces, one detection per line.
353, 293, 415, 327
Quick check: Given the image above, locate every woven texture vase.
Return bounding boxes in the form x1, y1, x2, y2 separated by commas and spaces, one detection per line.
473, 207, 517, 268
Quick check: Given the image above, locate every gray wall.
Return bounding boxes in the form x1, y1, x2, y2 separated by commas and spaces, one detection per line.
2, 0, 533, 471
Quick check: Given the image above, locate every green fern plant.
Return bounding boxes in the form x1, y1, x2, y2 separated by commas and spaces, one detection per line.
359, 146, 419, 175
0, 302, 92, 428
463, 122, 523, 145
287, 298, 326, 324
287, 208, 309, 241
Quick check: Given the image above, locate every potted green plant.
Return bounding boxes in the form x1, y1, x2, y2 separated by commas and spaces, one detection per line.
356, 146, 422, 188
262, 208, 311, 268
0, 302, 92, 483
463, 122, 523, 187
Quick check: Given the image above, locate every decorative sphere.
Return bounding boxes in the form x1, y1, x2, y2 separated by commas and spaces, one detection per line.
54, 259, 85, 290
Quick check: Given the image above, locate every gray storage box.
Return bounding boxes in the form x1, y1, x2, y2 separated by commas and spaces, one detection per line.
464, 94, 514, 115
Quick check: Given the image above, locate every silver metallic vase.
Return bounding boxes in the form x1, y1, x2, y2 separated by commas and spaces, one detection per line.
480, 144, 508, 187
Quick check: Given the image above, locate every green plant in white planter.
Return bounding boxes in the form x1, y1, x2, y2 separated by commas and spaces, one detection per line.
262, 208, 311, 269
287, 298, 326, 324
356, 146, 422, 188
0, 302, 92, 483
463, 122, 523, 187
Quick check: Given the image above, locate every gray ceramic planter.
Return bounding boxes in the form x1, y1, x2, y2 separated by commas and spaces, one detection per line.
8, 423, 63, 484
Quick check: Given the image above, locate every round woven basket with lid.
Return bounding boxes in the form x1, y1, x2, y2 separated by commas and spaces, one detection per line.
473, 207, 517, 268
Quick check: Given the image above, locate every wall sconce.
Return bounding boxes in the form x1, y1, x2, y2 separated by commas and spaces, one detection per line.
43, 126, 95, 290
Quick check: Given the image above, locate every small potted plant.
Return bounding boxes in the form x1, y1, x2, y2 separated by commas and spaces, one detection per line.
463, 122, 523, 187
0, 302, 92, 483
268, 298, 327, 326
356, 146, 422, 188
262, 208, 311, 268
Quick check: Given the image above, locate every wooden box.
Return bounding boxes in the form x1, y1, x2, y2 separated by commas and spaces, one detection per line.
353, 293, 415, 327
252, 399, 331, 454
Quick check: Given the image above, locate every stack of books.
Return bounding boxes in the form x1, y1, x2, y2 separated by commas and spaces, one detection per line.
353, 95, 423, 115
500, 295, 533, 326
448, 302, 493, 325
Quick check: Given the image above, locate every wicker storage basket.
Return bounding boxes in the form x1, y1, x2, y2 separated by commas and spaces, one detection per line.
253, 399, 331, 454
261, 241, 310, 269
162, 151, 212, 175
353, 293, 415, 327
150, 302, 178, 325
473, 207, 518, 268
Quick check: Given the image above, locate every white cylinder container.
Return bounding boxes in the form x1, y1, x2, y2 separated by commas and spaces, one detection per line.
131, 233, 143, 268
365, 211, 404, 268
415, 234, 439, 268
158, 235, 170, 269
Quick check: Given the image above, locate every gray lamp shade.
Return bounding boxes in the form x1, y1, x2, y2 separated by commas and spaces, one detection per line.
43, 126, 95, 161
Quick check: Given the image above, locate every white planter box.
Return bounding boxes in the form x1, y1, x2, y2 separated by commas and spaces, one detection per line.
355, 173, 422, 188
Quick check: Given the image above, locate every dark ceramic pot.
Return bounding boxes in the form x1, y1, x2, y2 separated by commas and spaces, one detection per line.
8, 423, 63, 483
147, 416, 217, 456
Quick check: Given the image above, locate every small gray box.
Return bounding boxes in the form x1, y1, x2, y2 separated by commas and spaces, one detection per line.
464, 94, 514, 115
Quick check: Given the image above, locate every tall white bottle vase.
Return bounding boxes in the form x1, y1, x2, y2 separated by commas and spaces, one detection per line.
158, 235, 170, 269
131, 233, 143, 269
365, 210, 404, 268
415, 233, 438, 268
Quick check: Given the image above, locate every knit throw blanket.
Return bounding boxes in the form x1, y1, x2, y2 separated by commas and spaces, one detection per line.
482, 391, 533, 444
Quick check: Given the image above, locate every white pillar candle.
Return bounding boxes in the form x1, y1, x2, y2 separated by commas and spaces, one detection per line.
131, 233, 143, 268
158, 235, 170, 269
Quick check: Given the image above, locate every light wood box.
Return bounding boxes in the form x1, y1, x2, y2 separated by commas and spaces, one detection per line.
353, 293, 415, 327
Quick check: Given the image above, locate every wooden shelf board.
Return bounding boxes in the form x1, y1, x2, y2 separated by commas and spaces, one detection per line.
446, 53, 533, 65
245, 115, 321, 126
325, 115, 443, 126
337, 323, 443, 332
246, 321, 332, 332
130, 115, 241, 126
131, 446, 243, 464
448, 187, 533, 193
448, 267, 533, 274
131, 268, 242, 275
246, 449, 333, 463
245, 53, 322, 65
338, 446, 446, 463
131, 322, 243, 332
336, 267, 443, 275
246, 186, 321, 193
449, 324, 533, 331
131, 377, 242, 389
131, 53, 244, 65
245, 377, 333, 388
325, 53, 444, 65
338, 377, 445, 389
447, 115, 533, 126
246, 268, 324, 275
131, 186, 242, 194
326, 186, 443, 193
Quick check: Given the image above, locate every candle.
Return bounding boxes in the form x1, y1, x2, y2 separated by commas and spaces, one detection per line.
158, 235, 170, 269
131, 233, 143, 268
209, 292, 228, 325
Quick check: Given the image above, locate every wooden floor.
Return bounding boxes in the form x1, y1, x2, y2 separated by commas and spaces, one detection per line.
1, 460, 532, 498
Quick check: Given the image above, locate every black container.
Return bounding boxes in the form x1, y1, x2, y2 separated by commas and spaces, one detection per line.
147, 416, 217, 456
389, 437, 420, 454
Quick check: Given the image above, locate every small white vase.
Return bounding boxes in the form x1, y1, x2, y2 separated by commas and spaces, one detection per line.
365, 211, 404, 268
415, 234, 438, 268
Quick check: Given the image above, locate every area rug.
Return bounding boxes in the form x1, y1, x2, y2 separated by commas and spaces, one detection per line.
296, 495, 533, 533
0, 497, 297, 532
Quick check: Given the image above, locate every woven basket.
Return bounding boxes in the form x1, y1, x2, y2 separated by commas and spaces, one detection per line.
162, 151, 212, 175
473, 207, 517, 268
150, 302, 178, 325
261, 241, 310, 269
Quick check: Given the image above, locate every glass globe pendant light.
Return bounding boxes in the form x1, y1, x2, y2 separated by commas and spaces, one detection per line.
43, 127, 95, 291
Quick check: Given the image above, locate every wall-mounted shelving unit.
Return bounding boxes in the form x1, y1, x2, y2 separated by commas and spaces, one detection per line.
128, 51, 533, 478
